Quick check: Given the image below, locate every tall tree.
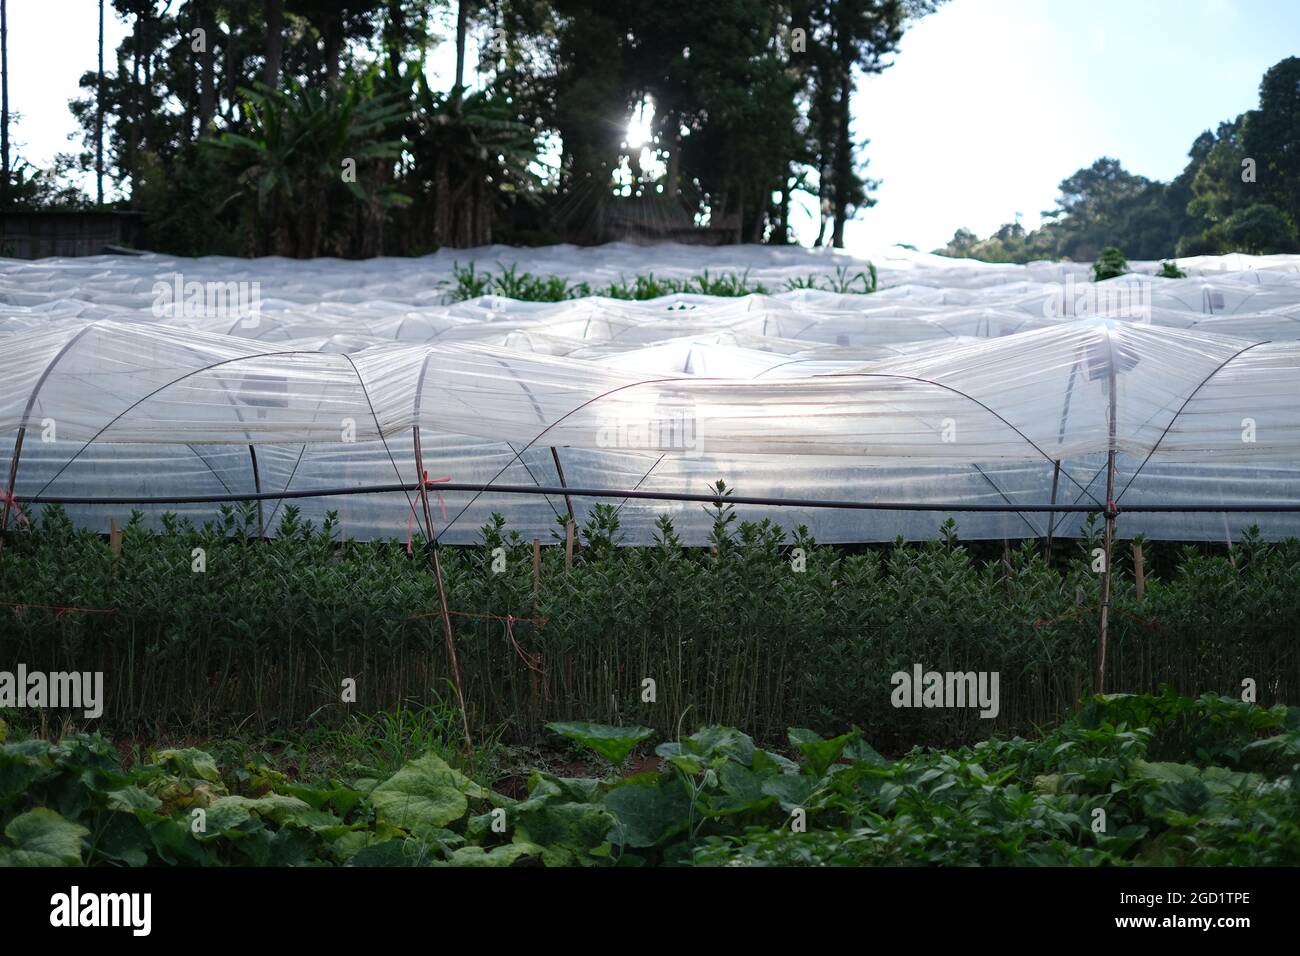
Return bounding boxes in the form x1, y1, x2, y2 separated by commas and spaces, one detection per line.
97, 0, 105, 203
816, 0, 911, 248
1, 0, 9, 205
1243, 57, 1300, 230
196, 0, 217, 131
453, 0, 470, 108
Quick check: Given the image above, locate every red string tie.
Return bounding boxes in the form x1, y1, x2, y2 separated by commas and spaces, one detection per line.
0, 490, 30, 526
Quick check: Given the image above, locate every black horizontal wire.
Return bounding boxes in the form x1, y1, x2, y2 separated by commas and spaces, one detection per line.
12, 482, 1300, 513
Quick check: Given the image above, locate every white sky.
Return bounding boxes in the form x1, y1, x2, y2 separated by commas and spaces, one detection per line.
7, 0, 1300, 254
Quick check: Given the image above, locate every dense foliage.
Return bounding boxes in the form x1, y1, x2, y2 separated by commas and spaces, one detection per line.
2, 691, 1298, 866
1, 499, 1296, 746
4, 0, 940, 253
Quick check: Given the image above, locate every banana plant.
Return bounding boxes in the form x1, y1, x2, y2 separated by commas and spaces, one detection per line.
205, 74, 411, 257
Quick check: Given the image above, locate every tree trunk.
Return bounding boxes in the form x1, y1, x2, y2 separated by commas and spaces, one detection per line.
831, 61, 852, 249
734, 180, 745, 245
225, 27, 240, 119
665, 124, 680, 198
262, 0, 282, 89
434, 153, 451, 247
476, 176, 492, 245
385, 0, 404, 77
322, 15, 341, 84
96, 0, 104, 203
198, 3, 217, 132
1, 0, 9, 206
774, 167, 785, 243
751, 183, 767, 243
453, 0, 468, 110
129, 16, 142, 209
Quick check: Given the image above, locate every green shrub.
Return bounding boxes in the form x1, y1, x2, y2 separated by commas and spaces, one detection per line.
1092, 246, 1130, 281
2, 503, 1297, 743
2, 692, 1296, 867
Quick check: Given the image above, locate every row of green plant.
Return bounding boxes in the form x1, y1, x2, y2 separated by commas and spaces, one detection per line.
1091, 247, 1187, 282
1, 493, 1296, 745
2, 690, 1298, 867
447, 263, 878, 303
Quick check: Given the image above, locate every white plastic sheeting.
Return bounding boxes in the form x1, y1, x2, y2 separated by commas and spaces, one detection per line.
3, 244, 1300, 544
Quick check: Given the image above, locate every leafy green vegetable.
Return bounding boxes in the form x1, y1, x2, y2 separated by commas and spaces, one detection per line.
0, 808, 88, 866
546, 722, 654, 767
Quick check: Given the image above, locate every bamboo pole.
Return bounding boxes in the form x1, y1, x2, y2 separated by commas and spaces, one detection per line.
0, 425, 25, 563
1044, 459, 1060, 564
532, 537, 541, 597
248, 445, 265, 539
413, 426, 472, 755
1097, 487, 1115, 694
1133, 540, 1145, 602
550, 446, 575, 526
1096, 330, 1119, 695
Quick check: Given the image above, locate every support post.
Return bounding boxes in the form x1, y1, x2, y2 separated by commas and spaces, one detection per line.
1133, 540, 1145, 602
1096, 328, 1120, 695
248, 445, 265, 539
1044, 459, 1060, 564
531, 536, 540, 597
413, 426, 473, 755
550, 446, 575, 527
1096, 478, 1116, 694
0, 425, 27, 563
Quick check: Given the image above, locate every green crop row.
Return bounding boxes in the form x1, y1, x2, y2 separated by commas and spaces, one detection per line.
447, 262, 878, 302
1, 496, 1298, 744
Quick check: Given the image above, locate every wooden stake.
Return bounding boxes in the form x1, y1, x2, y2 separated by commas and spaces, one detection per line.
109, 519, 122, 559
412, 426, 472, 756
1133, 541, 1145, 602
564, 521, 574, 569
532, 537, 541, 596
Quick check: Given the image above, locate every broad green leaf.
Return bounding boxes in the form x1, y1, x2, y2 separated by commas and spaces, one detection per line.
370, 755, 475, 835
201, 797, 254, 834
153, 748, 221, 783
546, 722, 653, 766
439, 843, 542, 867
526, 772, 604, 803
684, 726, 756, 765
347, 837, 437, 867
788, 729, 854, 777
844, 737, 889, 768
604, 779, 691, 848
106, 785, 163, 816
1130, 760, 1199, 783
513, 801, 616, 862
0, 808, 88, 866
761, 773, 816, 812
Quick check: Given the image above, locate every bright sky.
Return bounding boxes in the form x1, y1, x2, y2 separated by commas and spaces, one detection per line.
8, 0, 1300, 254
